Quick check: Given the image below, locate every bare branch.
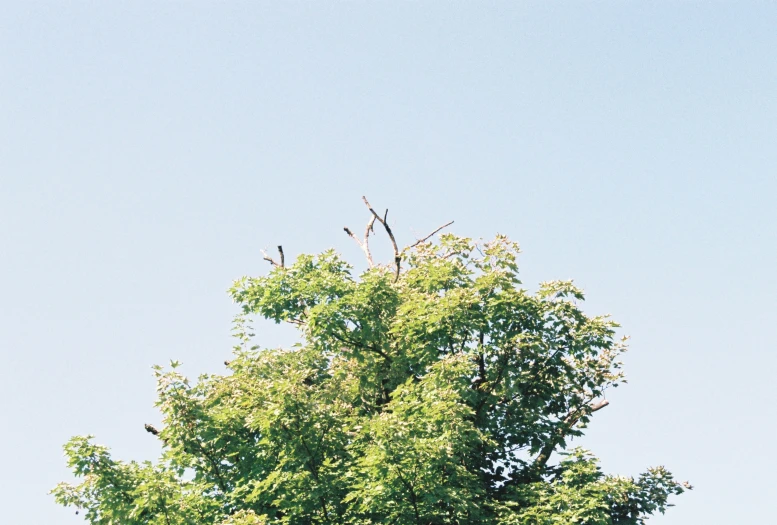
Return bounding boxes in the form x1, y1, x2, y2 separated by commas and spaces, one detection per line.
588, 399, 610, 413
362, 215, 376, 267
260, 245, 286, 268
261, 249, 280, 267
343, 227, 357, 240
344, 214, 377, 268
407, 220, 455, 249
362, 196, 401, 280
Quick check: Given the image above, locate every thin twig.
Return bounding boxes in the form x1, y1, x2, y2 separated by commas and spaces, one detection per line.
362, 196, 401, 281
261, 249, 280, 267
344, 215, 377, 268
362, 215, 376, 267
343, 227, 357, 241
407, 220, 455, 249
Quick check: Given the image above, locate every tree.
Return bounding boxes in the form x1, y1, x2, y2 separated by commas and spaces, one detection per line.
53, 198, 689, 524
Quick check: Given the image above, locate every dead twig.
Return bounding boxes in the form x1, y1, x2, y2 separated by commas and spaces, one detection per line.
407, 220, 455, 249
363, 215, 376, 265
261, 245, 285, 268
362, 196, 401, 281
344, 214, 377, 268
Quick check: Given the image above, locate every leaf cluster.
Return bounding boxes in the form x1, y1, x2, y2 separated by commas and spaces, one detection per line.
54, 233, 688, 524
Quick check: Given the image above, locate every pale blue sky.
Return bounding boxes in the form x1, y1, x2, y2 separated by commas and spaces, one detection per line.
2, 2, 775, 523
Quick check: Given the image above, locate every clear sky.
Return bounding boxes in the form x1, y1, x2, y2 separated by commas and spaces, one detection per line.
2, 2, 775, 523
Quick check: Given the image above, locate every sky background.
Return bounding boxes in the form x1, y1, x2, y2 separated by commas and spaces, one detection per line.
2, 2, 775, 523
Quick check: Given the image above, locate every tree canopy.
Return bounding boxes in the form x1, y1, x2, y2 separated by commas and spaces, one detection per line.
54, 199, 689, 524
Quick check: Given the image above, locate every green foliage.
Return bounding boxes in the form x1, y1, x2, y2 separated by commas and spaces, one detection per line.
54, 227, 688, 524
